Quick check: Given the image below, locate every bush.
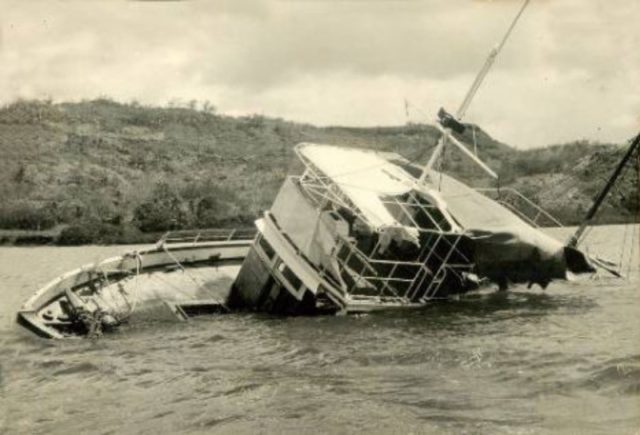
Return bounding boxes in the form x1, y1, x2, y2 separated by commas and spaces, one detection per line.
0, 204, 56, 230
0, 99, 64, 124
14, 235, 55, 245
57, 220, 122, 245
57, 225, 96, 245
133, 182, 187, 232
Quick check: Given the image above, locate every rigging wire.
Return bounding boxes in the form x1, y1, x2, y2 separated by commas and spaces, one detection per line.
618, 220, 630, 271
117, 252, 142, 321
626, 153, 640, 277
627, 223, 638, 277
161, 243, 230, 311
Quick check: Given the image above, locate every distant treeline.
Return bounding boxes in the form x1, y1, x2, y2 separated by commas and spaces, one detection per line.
0, 98, 637, 245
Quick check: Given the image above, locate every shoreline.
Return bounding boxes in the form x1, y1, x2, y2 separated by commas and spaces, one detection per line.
0, 226, 162, 247
1, 221, 637, 247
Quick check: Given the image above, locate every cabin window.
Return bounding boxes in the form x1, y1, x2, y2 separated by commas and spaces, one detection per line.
280, 265, 303, 291
258, 236, 276, 260
428, 208, 452, 231
383, 192, 453, 232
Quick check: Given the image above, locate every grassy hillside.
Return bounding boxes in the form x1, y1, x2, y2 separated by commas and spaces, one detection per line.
0, 99, 637, 245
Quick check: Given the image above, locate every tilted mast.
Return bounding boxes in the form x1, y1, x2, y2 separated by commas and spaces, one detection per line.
567, 132, 640, 248
418, 0, 531, 184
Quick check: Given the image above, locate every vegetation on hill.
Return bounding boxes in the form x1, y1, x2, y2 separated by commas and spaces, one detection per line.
0, 98, 637, 245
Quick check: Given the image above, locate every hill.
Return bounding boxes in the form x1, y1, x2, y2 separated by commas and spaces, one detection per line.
0, 99, 637, 245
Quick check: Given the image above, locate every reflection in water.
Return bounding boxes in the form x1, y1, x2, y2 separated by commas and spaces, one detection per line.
0, 225, 639, 434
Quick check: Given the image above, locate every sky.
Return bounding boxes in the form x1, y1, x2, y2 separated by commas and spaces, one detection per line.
0, 0, 638, 148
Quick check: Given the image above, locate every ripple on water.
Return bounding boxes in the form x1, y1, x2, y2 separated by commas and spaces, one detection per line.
52, 362, 102, 376
36, 359, 66, 369
193, 415, 241, 430
1, 232, 639, 435
579, 355, 640, 395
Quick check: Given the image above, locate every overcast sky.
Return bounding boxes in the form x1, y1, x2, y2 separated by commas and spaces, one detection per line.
1, 0, 638, 148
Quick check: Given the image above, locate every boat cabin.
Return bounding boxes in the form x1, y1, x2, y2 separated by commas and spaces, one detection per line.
229, 143, 478, 314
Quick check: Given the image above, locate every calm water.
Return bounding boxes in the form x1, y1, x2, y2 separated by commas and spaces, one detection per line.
1, 226, 639, 434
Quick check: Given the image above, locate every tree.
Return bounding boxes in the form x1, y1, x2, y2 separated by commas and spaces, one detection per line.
133, 182, 187, 232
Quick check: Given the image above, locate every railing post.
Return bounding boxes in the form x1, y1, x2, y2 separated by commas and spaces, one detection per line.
228, 229, 236, 241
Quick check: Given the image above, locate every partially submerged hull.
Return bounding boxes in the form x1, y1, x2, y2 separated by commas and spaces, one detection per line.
17, 239, 251, 338
15, 144, 602, 339
16, 0, 630, 337
226, 143, 596, 316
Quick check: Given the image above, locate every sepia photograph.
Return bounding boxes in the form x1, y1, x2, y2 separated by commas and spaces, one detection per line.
0, 0, 638, 433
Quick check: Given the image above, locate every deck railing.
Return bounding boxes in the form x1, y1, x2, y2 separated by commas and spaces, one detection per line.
157, 228, 257, 246
333, 230, 473, 303
475, 187, 563, 228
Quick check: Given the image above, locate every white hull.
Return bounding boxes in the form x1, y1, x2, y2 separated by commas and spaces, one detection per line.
17, 240, 251, 338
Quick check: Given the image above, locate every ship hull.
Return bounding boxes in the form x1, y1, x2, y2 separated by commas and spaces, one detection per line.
17, 240, 251, 339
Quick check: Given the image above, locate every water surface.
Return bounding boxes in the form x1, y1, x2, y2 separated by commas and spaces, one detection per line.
1, 226, 639, 434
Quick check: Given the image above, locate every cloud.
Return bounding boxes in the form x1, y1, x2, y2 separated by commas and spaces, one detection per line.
0, 0, 638, 148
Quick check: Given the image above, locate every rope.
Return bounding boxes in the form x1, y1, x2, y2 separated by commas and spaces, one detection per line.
161, 243, 230, 312
618, 221, 630, 270
624, 156, 640, 277
627, 223, 638, 276
116, 251, 143, 321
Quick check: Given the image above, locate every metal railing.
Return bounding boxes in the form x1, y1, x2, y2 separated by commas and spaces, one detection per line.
475, 187, 563, 228
333, 230, 472, 303
157, 228, 257, 246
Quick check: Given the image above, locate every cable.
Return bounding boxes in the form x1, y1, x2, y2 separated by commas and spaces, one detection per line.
117, 252, 142, 321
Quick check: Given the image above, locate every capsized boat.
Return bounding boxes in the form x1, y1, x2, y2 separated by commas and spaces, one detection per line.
226, 140, 600, 315
17, 230, 254, 338
222, 0, 634, 314
16, 0, 636, 338
16, 132, 636, 338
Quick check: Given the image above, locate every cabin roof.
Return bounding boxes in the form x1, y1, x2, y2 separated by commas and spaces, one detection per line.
296, 143, 418, 230
433, 169, 563, 251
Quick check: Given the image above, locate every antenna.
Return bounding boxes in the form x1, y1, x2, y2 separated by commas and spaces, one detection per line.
404, 98, 410, 122
419, 0, 531, 183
